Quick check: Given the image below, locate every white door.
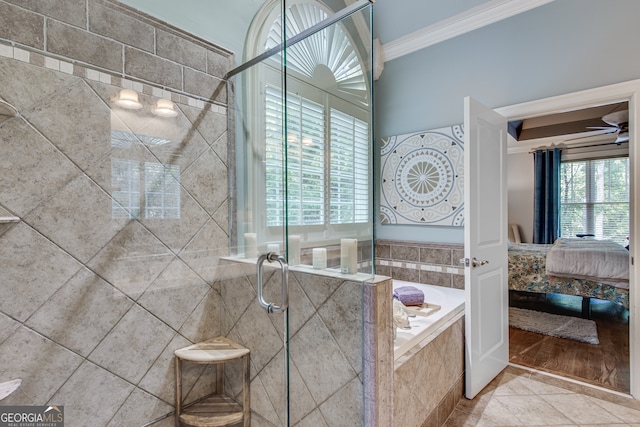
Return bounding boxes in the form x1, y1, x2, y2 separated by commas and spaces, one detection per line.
463, 97, 509, 399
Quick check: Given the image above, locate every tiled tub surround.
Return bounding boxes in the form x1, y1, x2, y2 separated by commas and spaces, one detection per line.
0, 2, 232, 425
376, 241, 466, 427
216, 259, 394, 426
375, 240, 465, 289
394, 315, 465, 427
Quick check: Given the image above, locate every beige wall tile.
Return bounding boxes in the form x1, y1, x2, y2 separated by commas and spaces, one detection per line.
25, 268, 133, 357
394, 266, 420, 282
125, 46, 183, 90
0, 224, 82, 322
421, 247, 453, 265
88, 305, 175, 384
24, 81, 113, 171
319, 281, 364, 373
0, 117, 80, 217
178, 220, 228, 285
48, 20, 123, 72
391, 244, 419, 262
0, 58, 79, 112
0, 312, 20, 344
0, 2, 44, 50
234, 301, 283, 373
179, 103, 228, 148
319, 377, 364, 426
0, 327, 83, 405
4, 0, 86, 28
157, 29, 207, 72
137, 259, 210, 330
89, 2, 155, 53
420, 270, 453, 287
25, 174, 118, 263
138, 334, 194, 404
290, 313, 357, 404
184, 67, 227, 103
178, 288, 222, 343
86, 221, 175, 299
180, 149, 228, 216
107, 388, 174, 427
207, 50, 234, 78
50, 361, 134, 426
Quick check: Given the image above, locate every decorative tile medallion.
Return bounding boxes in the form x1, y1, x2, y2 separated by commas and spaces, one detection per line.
380, 125, 464, 226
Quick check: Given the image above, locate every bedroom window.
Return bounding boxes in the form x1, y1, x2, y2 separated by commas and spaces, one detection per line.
560, 157, 629, 245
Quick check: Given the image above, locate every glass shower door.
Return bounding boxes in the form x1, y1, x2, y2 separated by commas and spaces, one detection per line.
224, 0, 374, 425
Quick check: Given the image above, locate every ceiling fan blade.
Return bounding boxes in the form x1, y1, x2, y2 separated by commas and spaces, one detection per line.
616, 131, 629, 144
586, 126, 618, 132
602, 110, 628, 127
563, 128, 619, 142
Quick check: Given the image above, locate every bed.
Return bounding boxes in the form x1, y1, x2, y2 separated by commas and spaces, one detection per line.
508, 241, 630, 312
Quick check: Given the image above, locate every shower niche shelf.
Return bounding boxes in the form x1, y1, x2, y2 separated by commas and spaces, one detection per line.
0, 216, 20, 223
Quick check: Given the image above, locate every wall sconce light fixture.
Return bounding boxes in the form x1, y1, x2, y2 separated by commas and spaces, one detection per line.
114, 89, 143, 110
152, 99, 178, 117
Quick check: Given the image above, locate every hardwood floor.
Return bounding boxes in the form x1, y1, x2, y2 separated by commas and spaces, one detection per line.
509, 293, 630, 393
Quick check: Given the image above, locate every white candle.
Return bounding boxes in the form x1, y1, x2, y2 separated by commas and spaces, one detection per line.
341, 238, 358, 274
288, 235, 301, 265
244, 233, 257, 258
267, 243, 280, 254
312, 248, 327, 269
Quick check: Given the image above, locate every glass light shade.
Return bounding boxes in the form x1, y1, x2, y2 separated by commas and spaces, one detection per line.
152, 98, 179, 117
114, 89, 143, 109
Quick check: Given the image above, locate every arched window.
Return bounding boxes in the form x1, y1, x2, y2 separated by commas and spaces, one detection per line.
246, 0, 371, 242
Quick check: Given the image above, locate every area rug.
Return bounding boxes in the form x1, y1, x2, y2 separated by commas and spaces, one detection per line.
509, 307, 599, 344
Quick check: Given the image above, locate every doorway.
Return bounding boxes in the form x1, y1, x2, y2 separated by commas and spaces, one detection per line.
495, 80, 640, 398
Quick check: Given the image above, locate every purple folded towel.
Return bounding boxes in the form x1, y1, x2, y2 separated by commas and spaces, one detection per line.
393, 286, 424, 306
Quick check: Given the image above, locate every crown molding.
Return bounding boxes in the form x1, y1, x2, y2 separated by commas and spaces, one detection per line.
382, 0, 555, 63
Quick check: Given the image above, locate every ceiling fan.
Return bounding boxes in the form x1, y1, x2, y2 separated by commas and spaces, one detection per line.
585, 109, 629, 144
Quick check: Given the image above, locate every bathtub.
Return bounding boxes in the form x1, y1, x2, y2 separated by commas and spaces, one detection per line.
393, 280, 465, 359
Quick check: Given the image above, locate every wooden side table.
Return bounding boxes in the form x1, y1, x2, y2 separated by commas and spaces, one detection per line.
174, 336, 250, 427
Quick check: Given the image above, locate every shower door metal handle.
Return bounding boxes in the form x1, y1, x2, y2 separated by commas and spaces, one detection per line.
256, 252, 289, 314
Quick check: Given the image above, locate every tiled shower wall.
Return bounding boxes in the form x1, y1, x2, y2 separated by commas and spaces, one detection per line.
0, 1, 232, 425
375, 239, 465, 289
217, 260, 394, 426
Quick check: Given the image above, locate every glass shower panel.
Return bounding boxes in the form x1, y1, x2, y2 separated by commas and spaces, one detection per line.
224, 1, 374, 425
224, 29, 290, 427
283, 2, 375, 277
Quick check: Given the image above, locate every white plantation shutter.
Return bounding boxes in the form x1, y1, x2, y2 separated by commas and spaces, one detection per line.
330, 109, 369, 224
264, 86, 369, 228
265, 85, 325, 226
265, 85, 286, 227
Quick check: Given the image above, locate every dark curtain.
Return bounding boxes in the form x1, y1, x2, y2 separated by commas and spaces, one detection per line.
533, 148, 561, 244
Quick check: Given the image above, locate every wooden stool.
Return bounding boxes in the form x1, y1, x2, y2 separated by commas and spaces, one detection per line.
174, 336, 250, 427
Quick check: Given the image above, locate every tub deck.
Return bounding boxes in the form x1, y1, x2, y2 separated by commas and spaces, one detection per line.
393, 280, 465, 359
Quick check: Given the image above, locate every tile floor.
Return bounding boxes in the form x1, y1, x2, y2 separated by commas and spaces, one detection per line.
444, 365, 640, 426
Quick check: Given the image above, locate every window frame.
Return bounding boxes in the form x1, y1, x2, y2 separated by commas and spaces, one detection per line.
249, 64, 371, 247
559, 155, 630, 245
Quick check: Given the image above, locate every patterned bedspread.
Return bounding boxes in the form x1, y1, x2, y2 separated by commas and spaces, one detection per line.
508, 243, 629, 309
